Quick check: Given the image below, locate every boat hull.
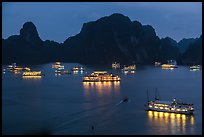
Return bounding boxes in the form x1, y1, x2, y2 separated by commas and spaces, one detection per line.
83, 80, 120, 82
145, 106, 194, 115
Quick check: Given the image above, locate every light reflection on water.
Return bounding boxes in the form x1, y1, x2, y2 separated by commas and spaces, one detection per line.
83, 82, 120, 96
2, 64, 202, 135
83, 81, 120, 91
22, 76, 42, 79
147, 111, 195, 134
73, 70, 83, 75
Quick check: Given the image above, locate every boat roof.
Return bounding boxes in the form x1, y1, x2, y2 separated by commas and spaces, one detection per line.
154, 100, 173, 104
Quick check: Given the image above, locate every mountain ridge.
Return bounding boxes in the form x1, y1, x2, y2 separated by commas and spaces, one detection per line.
2, 13, 202, 66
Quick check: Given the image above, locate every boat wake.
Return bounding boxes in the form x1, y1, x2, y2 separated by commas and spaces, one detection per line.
116, 98, 131, 106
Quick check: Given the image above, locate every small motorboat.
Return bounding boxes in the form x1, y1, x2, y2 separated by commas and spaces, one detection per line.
122, 97, 129, 103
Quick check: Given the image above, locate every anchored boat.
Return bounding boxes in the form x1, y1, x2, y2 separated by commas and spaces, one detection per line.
22, 71, 43, 78
145, 90, 194, 115
52, 61, 64, 69
112, 62, 120, 69
55, 67, 70, 75
83, 71, 120, 82
122, 65, 136, 74
7, 63, 31, 72
154, 61, 161, 67
190, 65, 200, 71
161, 64, 177, 69
71, 67, 85, 71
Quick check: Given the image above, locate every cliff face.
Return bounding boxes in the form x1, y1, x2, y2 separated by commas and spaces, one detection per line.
178, 38, 197, 53
2, 13, 202, 65
63, 13, 162, 65
178, 35, 202, 65
2, 22, 61, 65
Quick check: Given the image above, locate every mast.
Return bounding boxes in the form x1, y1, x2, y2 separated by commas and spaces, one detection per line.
155, 88, 159, 100
146, 89, 149, 103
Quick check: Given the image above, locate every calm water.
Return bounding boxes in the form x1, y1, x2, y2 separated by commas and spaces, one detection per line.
2, 63, 202, 135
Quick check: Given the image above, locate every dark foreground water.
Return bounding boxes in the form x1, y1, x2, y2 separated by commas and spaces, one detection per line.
2, 63, 202, 135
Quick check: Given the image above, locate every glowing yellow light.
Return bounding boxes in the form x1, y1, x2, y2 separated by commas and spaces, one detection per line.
181, 114, 186, 120
148, 111, 153, 117
154, 111, 158, 117
22, 76, 41, 79
23, 71, 41, 76
176, 114, 181, 118
170, 113, 175, 118
164, 112, 169, 117
159, 112, 163, 117
190, 116, 194, 125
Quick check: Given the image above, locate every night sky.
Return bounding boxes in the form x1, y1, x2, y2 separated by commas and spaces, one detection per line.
2, 2, 202, 43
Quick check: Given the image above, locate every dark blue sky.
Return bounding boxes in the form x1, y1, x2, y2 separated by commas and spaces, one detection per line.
2, 2, 202, 43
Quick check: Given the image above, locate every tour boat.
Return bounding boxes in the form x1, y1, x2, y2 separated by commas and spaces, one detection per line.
122, 65, 136, 71
154, 61, 161, 67
52, 62, 64, 69
190, 65, 200, 70
161, 64, 178, 69
55, 68, 70, 74
83, 71, 120, 82
145, 91, 194, 115
22, 71, 43, 77
122, 65, 136, 74
14, 67, 31, 71
71, 67, 85, 71
7, 63, 30, 72
7, 63, 16, 70
112, 62, 120, 69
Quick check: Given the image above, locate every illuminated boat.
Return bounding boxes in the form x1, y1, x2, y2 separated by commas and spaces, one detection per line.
145, 97, 194, 115
112, 62, 120, 69
3, 68, 6, 74
154, 61, 161, 66
14, 67, 30, 71
7, 63, 30, 72
71, 67, 85, 71
122, 65, 136, 74
161, 64, 178, 69
122, 65, 136, 71
7, 63, 17, 70
52, 62, 64, 69
190, 65, 200, 70
83, 71, 120, 82
55, 67, 70, 74
22, 71, 43, 77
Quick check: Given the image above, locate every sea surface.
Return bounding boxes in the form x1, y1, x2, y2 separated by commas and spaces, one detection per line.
2, 63, 202, 135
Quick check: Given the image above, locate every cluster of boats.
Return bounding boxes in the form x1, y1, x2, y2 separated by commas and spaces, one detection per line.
4, 62, 197, 115
52, 62, 70, 75
4, 62, 86, 78
52, 62, 85, 75
112, 62, 136, 74
6, 63, 31, 74
154, 60, 201, 71
5, 63, 43, 78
